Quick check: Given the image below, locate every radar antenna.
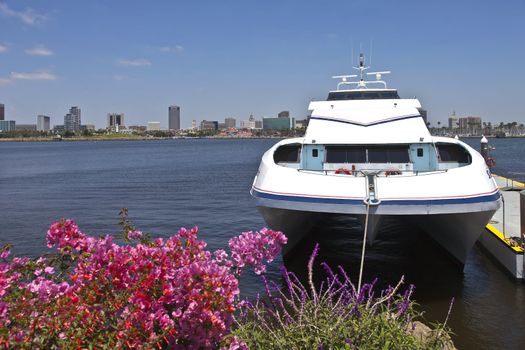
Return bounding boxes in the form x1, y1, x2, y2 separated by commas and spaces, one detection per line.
332, 53, 391, 90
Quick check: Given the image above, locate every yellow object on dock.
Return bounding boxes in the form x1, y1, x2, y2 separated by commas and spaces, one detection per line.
493, 175, 525, 190
478, 174, 524, 279
485, 223, 524, 253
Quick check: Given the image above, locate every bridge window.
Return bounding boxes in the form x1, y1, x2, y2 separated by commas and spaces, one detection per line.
326, 145, 409, 163
368, 146, 410, 163
274, 144, 301, 163
327, 90, 400, 101
436, 143, 471, 163
326, 146, 366, 163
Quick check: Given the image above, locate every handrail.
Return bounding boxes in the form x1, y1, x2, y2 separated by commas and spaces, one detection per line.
296, 168, 448, 177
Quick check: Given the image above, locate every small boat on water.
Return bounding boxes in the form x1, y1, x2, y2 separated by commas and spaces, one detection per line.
251, 54, 501, 266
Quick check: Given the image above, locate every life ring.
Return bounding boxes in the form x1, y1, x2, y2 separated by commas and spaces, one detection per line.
335, 168, 352, 175
385, 170, 402, 176
486, 157, 496, 168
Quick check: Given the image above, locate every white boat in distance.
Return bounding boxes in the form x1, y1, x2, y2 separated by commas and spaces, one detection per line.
251, 54, 501, 266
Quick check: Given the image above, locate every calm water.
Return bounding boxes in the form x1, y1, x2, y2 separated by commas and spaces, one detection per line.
0, 138, 524, 349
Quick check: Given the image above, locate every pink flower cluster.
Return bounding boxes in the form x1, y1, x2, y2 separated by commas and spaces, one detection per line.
0, 219, 286, 349
229, 228, 288, 274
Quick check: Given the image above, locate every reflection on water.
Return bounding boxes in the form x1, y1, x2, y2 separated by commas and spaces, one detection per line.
283, 215, 525, 349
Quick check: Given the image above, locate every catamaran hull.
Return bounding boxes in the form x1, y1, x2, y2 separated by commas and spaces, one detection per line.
256, 203, 497, 266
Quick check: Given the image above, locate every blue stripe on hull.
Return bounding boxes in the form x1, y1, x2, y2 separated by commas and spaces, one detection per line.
251, 188, 501, 206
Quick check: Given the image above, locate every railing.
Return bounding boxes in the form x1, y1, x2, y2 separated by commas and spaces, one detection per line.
295, 168, 448, 177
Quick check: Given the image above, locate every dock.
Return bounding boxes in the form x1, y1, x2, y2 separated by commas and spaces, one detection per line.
477, 175, 524, 280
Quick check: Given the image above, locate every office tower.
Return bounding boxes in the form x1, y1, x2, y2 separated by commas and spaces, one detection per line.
64, 106, 81, 132
263, 116, 293, 130
200, 120, 218, 130
15, 124, 37, 131
0, 103, 4, 120
278, 111, 290, 118
459, 116, 482, 135
169, 105, 181, 130
107, 113, 125, 131
0, 120, 15, 131
147, 121, 161, 131
448, 111, 458, 129
225, 117, 236, 128
37, 115, 51, 131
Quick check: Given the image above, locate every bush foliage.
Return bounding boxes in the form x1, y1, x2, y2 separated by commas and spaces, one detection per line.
1, 213, 453, 349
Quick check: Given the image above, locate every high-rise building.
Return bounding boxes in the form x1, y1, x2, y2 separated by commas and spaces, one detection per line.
107, 113, 125, 132
169, 105, 181, 130
64, 106, 81, 132
448, 117, 458, 129
240, 114, 256, 129
147, 121, 161, 131
0, 103, 4, 120
37, 115, 51, 131
263, 117, 294, 130
459, 116, 482, 135
225, 117, 236, 128
15, 124, 37, 131
200, 120, 218, 130
448, 111, 458, 129
0, 120, 15, 131
278, 111, 290, 118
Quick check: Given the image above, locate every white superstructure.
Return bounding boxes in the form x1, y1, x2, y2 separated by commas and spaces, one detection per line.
251, 54, 501, 265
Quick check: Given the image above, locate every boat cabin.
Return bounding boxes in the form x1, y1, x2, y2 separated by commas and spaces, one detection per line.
273, 141, 472, 175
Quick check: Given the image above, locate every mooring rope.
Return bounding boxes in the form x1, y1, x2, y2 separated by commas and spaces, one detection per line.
358, 200, 371, 292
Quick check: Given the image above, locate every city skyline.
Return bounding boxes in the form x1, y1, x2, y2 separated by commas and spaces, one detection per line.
1, 1, 525, 128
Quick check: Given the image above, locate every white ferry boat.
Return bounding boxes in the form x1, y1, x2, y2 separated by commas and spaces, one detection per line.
251, 54, 501, 265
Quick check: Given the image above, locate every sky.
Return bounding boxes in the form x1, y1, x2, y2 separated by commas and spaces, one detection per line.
1, 0, 524, 129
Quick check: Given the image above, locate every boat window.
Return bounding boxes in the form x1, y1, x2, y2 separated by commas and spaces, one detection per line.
387, 146, 411, 163
362, 92, 380, 99
436, 143, 471, 163
274, 144, 300, 163
327, 90, 400, 101
347, 148, 367, 163
326, 146, 366, 163
368, 146, 410, 163
367, 147, 389, 163
417, 148, 424, 157
326, 145, 409, 163
381, 91, 399, 99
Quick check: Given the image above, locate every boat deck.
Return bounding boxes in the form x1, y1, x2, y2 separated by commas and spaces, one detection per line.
478, 175, 524, 279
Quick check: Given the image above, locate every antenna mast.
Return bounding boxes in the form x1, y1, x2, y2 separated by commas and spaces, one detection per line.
333, 52, 391, 90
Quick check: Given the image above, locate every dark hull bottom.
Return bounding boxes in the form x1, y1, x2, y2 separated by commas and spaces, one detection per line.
257, 206, 497, 266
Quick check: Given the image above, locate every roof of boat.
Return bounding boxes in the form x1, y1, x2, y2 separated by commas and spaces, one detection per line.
304, 54, 430, 144
305, 98, 429, 145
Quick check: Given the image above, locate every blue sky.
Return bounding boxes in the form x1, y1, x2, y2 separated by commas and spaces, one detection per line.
1, 0, 524, 129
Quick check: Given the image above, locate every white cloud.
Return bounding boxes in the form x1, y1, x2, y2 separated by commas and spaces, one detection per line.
25, 45, 53, 56
0, 44, 8, 53
0, 77, 12, 86
10, 70, 57, 81
0, 2, 47, 26
159, 45, 184, 53
117, 58, 152, 67
113, 74, 129, 81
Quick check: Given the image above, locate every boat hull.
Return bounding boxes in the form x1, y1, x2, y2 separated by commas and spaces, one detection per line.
256, 203, 497, 266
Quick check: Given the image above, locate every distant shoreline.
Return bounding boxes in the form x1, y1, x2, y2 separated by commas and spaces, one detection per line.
1, 135, 524, 142
0, 136, 283, 142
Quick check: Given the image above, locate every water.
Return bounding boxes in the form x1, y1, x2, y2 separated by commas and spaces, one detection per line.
1, 137, 524, 349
